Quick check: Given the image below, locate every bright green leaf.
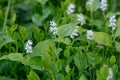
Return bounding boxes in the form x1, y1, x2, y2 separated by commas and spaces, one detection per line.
94, 32, 112, 46
110, 55, 116, 65
27, 70, 40, 80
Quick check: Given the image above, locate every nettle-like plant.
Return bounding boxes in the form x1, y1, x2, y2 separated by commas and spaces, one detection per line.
0, 0, 120, 80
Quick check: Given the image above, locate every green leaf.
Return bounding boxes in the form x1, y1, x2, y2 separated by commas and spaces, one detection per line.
27, 70, 40, 80
33, 26, 44, 42
0, 76, 16, 80
42, 8, 51, 19
32, 14, 42, 26
37, 0, 48, 5
64, 49, 70, 58
94, 32, 112, 46
93, 0, 100, 11
74, 52, 88, 71
92, 56, 102, 67
19, 26, 28, 41
115, 41, 120, 52
0, 33, 14, 49
96, 65, 109, 80
56, 73, 64, 80
57, 22, 79, 38
86, 0, 100, 11
0, 53, 24, 62
11, 13, 16, 24
117, 17, 120, 28
32, 40, 58, 71
112, 64, 118, 73
110, 55, 116, 65
10, 24, 18, 32
79, 74, 87, 80
115, 28, 120, 37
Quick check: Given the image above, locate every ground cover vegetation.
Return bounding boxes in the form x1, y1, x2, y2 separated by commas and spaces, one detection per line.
0, 0, 120, 80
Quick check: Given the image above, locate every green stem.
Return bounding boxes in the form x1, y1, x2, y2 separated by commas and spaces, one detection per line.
86, 41, 90, 53
2, 0, 10, 31
90, 6, 93, 20
49, 71, 55, 80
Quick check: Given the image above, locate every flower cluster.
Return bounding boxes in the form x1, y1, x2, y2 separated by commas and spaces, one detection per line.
86, 0, 93, 6
100, 0, 108, 11
106, 68, 113, 80
66, 3, 75, 14
108, 15, 117, 30
77, 13, 86, 26
49, 21, 58, 35
70, 26, 78, 39
86, 30, 94, 40
25, 40, 33, 53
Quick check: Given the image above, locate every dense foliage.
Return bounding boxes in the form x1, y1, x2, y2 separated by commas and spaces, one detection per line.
0, 0, 120, 80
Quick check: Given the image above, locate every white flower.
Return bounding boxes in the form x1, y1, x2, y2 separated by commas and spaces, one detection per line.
25, 40, 33, 53
86, 30, 94, 40
49, 21, 58, 35
106, 68, 113, 80
97, 44, 103, 49
77, 14, 86, 25
50, 21, 57, 27
109, 15, 117, 30
86, 0, 93, 6
70, 26, 78, 39
100, 0, 108, 11
50, 26, 58, 35
66, 3, 75, 14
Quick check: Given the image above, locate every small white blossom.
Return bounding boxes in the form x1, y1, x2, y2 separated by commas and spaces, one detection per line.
66, 3, 75, 14
86, 30, 94, 40
49, 21, 58, 35
77, 14, 86, 25
25, 40, 33, 53
109, 15, 117, 30
100, 0, 108, 11
86, 0, 93, 6
106, 68, 113, 80
97, 44, 103, 49
70, 26, 78, 39
50, 21, 57, 27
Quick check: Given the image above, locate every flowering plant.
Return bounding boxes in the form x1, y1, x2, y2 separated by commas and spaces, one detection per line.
0, 0, 120, 80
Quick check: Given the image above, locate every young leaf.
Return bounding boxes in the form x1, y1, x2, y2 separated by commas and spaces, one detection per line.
27, 70, 40, 80
110, 55, 116, 65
